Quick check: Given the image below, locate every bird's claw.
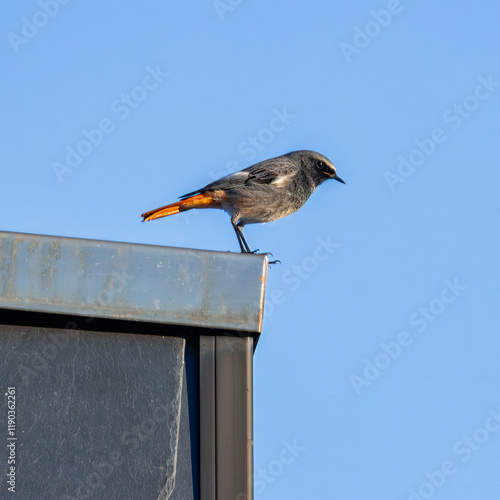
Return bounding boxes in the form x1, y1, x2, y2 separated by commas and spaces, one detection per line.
245, 250, 280, 265
258, 252, 280, 265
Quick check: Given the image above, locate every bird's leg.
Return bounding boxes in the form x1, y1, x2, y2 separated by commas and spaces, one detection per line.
238, 226, 253, 253
232, 222, 251, 253
232, 221, 279, 263
232, 224, 245, 252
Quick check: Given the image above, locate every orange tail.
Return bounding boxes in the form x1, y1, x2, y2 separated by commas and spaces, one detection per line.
141, 193, 219, 221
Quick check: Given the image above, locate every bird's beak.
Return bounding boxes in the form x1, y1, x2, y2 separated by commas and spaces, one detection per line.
333, 174, 345, 184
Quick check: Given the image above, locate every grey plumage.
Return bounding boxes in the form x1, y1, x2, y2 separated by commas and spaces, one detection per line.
142, 150, 345, 253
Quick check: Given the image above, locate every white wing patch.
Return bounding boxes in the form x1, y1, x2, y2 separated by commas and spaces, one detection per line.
229, 171, 250, 181
270, 172, 295, 186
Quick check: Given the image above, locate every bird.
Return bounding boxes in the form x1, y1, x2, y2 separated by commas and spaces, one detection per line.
141, 150, 345, 253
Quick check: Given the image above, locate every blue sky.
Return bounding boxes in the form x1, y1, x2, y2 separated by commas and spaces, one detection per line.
2, 1, 500, 498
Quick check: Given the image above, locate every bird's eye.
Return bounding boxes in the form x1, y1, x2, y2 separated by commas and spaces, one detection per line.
316, 160, 325, 169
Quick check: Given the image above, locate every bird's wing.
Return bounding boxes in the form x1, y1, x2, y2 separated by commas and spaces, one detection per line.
180, 171, 250, 198
179, 188, 204, 199
243, 166, 280, 185
180, 158, 296, 198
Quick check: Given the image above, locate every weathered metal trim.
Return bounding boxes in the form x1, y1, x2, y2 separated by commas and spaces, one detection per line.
215, 336, 253, 500
0, 231, 267, 333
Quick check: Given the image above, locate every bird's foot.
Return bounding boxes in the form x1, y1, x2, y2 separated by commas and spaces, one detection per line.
243, 249, 280, 265
256, 251, 281, 265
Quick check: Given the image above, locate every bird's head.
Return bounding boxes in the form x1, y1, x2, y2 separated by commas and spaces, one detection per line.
293, 150, 345, 187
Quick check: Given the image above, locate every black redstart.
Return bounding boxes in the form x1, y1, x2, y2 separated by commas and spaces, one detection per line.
141, 150, 345, 253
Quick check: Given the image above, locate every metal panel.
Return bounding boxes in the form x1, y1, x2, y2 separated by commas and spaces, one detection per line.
216, 336, 253, 500
199, 336, 216, 500
0, 231, 267, 332
0, 323, 195, 500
